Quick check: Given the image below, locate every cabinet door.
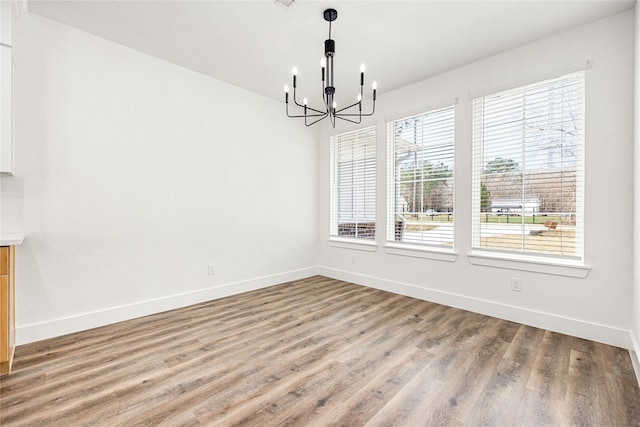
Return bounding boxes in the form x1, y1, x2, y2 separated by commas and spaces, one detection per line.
0, 44, 12, 174
0, 247, 8, 275
0, 274, 8, 363
0, 0, 12, 47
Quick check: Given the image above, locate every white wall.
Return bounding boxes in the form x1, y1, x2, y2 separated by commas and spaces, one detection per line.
14, 13, 318, 344
318, 10, 635, 348
12, 9, 637, 351
632, 3, 640, 364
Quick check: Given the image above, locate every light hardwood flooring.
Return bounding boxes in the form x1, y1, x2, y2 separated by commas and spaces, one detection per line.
1, 276, 639, 426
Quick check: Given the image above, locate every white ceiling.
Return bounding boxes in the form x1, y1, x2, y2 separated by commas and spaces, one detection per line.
26, 0, 635, 106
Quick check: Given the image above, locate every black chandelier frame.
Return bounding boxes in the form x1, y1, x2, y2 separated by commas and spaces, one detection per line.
285, 8, 377, 127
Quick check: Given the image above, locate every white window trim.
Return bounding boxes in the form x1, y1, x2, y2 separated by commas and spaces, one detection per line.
328, 237, 378, 252
386, 105, 456, 257
467, 252, 591, 278
329, 126, 377, 242
385, 243, 457, 262
468, 61, 591, 100
384, 98, 458, 124
470, 71, 585, 267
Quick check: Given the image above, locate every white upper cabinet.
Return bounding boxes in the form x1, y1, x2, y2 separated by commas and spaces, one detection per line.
0, 1, 12, 47
0, 1, 13, 175
0, 45, 11, 175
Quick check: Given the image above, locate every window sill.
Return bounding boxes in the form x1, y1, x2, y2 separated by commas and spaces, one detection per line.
467, 252, 591, 278
328, 237, 378, 252
384, 243, 457, 262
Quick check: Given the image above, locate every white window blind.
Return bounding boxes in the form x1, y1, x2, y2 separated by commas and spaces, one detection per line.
387, 106, 455, 249
471, 71, 584, 261
330, 126, 376, 240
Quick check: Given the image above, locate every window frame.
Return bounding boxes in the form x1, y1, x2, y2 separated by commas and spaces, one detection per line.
329, 126, 377, 246
470, 71, 586, 268
385, 105, 457, 259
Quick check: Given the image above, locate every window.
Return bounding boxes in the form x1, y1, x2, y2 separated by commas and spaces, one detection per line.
387, 106, 455, 250
330, 126, 376, 240
471, 72, 584, 262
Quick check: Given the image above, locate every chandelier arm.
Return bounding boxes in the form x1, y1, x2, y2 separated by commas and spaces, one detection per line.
364, 101, 376, 116
336, 111, 372, 117
335, 114, 362, 125
293, 96, 326, 115
292, 86, 306, 109
286, 111, 309, 119
286, 101, 303, 118
305, 104, 328, 115
305, 112, 329, 127
338, 99, 376, 117
322, 79, 330, 111
324, 95, 332, 114
288, 112, 326, 118
287, 102, 326, 118
292, 111, 327, 118
335, 101, 362, 114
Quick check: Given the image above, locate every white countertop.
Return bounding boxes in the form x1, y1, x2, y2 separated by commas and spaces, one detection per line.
0, 233, 25, 246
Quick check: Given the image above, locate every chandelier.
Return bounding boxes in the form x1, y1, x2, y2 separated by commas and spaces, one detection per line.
284, 8, 377, 127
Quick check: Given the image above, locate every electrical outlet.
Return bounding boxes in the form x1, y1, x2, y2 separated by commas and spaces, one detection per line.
351, 254, 356, 264
208, 264, 216, 275
511, 277, 523, 292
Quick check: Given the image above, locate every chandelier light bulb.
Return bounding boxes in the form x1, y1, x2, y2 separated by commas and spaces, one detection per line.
360, 63, 365, 73
284, 85, 289, 93
292, 66, 298, 76
303, 97, 308, 105
372, 81, 378, 90
332, 101, 337, 109
321, 58, 326, 68
357, 94, 362, 102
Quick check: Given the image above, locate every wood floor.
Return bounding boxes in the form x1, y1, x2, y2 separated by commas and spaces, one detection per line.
1, 276, 639, 426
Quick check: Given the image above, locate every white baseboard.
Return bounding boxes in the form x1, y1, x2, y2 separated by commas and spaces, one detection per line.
319, 267, 633, 350
17, 266, 320, 345
630, 332, 640, 386
18, 265, 638, 364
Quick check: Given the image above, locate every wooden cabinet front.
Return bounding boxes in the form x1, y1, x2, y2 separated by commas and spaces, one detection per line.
0, 246, 15, 375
